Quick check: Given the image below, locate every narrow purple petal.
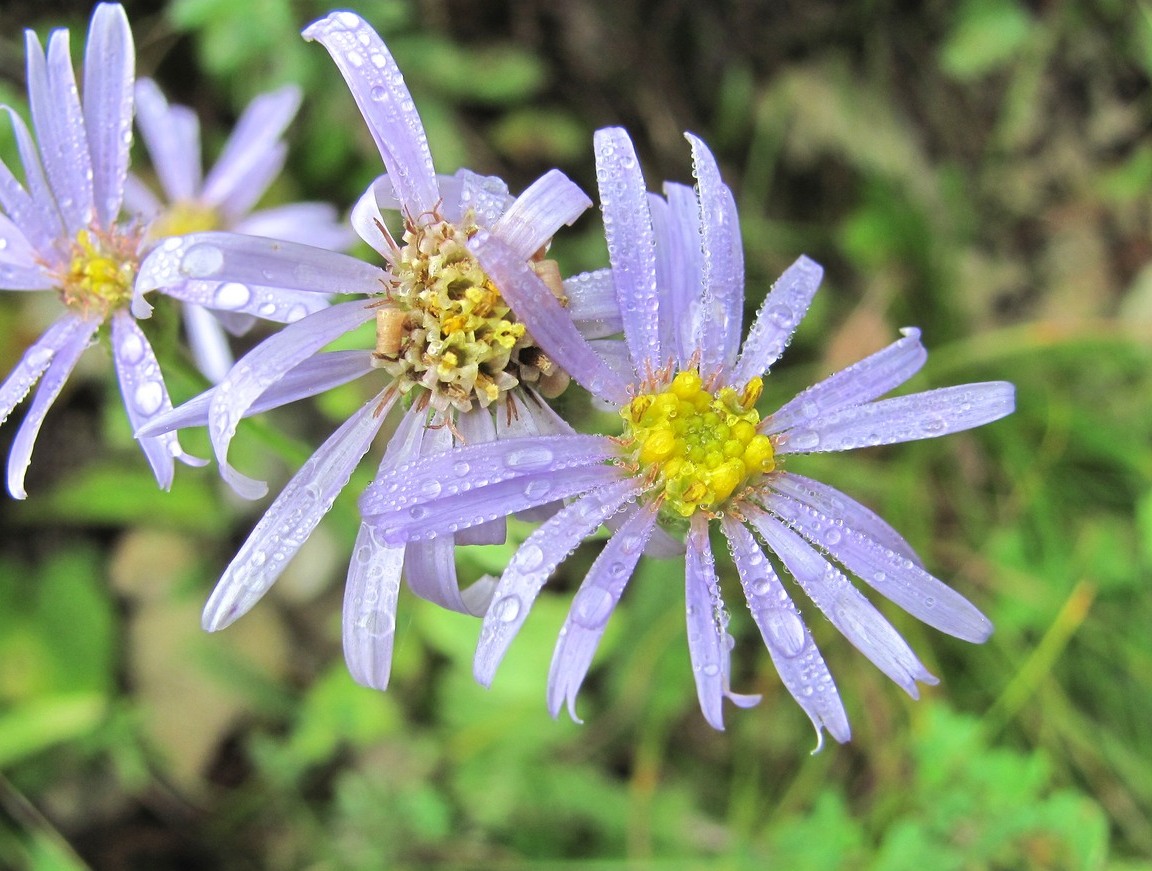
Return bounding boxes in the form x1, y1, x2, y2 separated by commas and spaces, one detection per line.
470, 232, 632, 406
122, 171, 162, 217
0, 109, 61, 251
594, 127, 662, 375
491, 169, 591, 259
133, 78, 202, 202
495, 389, 575, 440
767, 328, 927, 434
474, 477, 645, 687
207, 300, 376, 499
112, 311, 205, 490
721, 517, 850, 748
0, 263, 54, 291
201, 85, 301, 213
159, 276, 331, 325
548, 500, 659, 721
234, 203, 353, 251
730, 255, 824, 385
202, 388, 397, 631
764, 472, 922, 566
83, 3, 134, 227
405, 535, 495, 616
361, 432, 617, 519
27, 28, 94, 233
454, 405, 506, 546
350, 177, 396, 258
564, 268, 622, 339
343, 522, 405, 690
661, 181, 704, 366
749, 509, 937, 697
1, 316, 82, 427
134, 232, 385, 318
685, 514, 735, 729
773, 382, 1016, 455
303, 12, 439, 217
452, 170, 512, 226
763, 490, 992, 642
182, 302, 233, 383
7, 315, 98, 499
137, 350, 375, 437
686, 133, 743, 376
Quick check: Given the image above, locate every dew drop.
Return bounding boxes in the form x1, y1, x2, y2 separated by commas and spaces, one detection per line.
491, 595, 522, 623
504, 445, 554, 472
524, 479, 551, 499
370, 85, 387, 101
607, 561, 628, 579
571, 586, 615, 630
453, 460, 470, 477
419, 479, 442, 498
517, 543, 545, 572
181, 244, 224, 277
213, 282, 251, 310
118, 331, 145, 364
768, 304, 793, 328
133, 381, 163, 416
823, 528, 842, 546
702, 663, 720, 677
748, 577, 772, 597
872, 571, 887, 585
764, 609, 806, 658
408, 506, 427, 520
790, 430, 821, 451
358, 609, 395, 638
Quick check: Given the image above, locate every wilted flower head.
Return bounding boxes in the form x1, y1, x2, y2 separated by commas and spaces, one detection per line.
135, 11, 614, 691
127, 79, 352, 381
362, 128, 1015, 745
0, 3, 206, 497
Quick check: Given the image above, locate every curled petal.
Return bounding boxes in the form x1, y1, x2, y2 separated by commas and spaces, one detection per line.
730, 255, 823, 385
492, 169, 591, 258
548, 500, 659, 721
721, 517, 850, 748
405, 536, 495, 616
202, 389, 396, 631
453, 169, 512, 226
183, 302, 234, 383
343, 522, 405, 690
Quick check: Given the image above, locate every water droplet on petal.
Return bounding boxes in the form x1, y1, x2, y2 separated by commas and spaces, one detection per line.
491, 595, 522, 623
26, 347, 54, 369
824, 528, 842, 546
133, 381, 163, 416
790, 430, 820, 451
504, 446, 554, 472
214, 282, 251, 310
181, 244, 224, 278
453, 461, 470, 477
517, 543, 545, 572
571, 586, 615, 630
768, 304, 793, 328
370, 85, 387, 101
286, 305, 308, 323
359, 609, 395, 638
764, 609, 806, 658
419, 479, 442, 498
524, 479, 551, 500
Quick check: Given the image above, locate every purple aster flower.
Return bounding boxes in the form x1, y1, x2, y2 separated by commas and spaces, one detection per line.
0, 3, 210, 498
134, 11, 610, 691
362, 128, 1016, 746
126, 78, 352, 381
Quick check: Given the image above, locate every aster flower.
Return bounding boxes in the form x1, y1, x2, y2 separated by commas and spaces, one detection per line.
361, 128, 1016, 745
127, 78, 352, 381
0, 3, 208, 498
133, 11, 613, 690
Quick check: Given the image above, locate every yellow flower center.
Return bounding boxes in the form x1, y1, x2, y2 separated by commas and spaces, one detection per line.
147, 200, 222, 241
622, 370, 775, 517
372, 212, 535, 411
58, 229, 139, 317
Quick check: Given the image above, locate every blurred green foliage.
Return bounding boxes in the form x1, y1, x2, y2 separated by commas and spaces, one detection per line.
1, 0, 1151, 869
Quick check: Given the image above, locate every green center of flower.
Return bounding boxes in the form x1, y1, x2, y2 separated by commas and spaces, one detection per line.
373, 212, 567, 412
622, 370, 775, 517
147, 200, 222, 241
58, 229, 139, 317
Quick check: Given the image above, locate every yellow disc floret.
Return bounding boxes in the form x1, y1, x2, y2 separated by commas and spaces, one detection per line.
622, 369, 775, 517
57, 228, 139, 317
146, 200, 222, 242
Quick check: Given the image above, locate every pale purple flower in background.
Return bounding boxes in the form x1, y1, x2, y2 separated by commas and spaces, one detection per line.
126, 79, 352, 381
0, 3, 208, 497
362, 128, 1016, 746
134, 11, 614, 692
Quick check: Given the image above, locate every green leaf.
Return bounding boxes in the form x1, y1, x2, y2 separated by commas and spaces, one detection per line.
941, 0, 1034, 80
0, 695, 107, 768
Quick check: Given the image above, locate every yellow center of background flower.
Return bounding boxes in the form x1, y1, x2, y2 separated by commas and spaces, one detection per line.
59, 229, 138, 317
147, 200, 222, 241
623, 370, 775, 517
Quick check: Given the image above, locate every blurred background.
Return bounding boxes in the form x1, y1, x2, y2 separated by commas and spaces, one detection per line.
0, 0, 1149, 868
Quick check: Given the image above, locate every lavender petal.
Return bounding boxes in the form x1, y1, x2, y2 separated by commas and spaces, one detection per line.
661, 181, 705, 366
183, 302, 234, 383
405, 536, 495, 616
684, 514, 731, 729
730, 255, 824, 385
474, 477, 645, 687
202, 388, 397, 631
0, 108, 61, 250
767, 328, 927, 434
350, 177, 396, 258
6, 315, 98, 499
721, 517, 850, 747
594, 127, 662, 375
160, 276, 331, 325
454, 405, 506, 546
83, 3, 134, 227
234, 202, 353, 251
343, 522, 405, 690
133, 78, 201, 202
774, 382, 1016, 455
303, 12, 439, 218
548, 500, 659, 721
1, 316, 82, 427
491, 169, 591, 259
564, 268, 623, 339
453, 169, 513, 226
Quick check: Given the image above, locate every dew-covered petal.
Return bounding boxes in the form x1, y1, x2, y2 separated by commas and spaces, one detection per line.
766, 328, 927, 434
763, 490, 992, 643
595, 127, 661, 376
83, 2, 134, 227
661, 181, 704, 366
470, 232, 632, 406
453, 169, 512, 226
730, 255, 824, 385
133, 78, 201, 203
765, 471, 922, 566
0, 214, 52, 288
361, 432, 618, 520
721, 517, 850, 748
454, 405, 506, 546
207, 300, 376, 499
564, 268, 622, 339
548, 500, 658, 721
303, 12, 439, 218
343, 522, 405, 690
6, 315, 98, 499
0, 108, 62, 251
160, 276, 331, 325
138, 349, 375, 437
201, 85, 301, 214
686, 133, 743, 376
774, 382, 1016, 455
685, 514, 738, 730
405, 535, 495, 616
475, 477, 645, 687
202, 388, 397, 631
496, 389, 575, 440
491, 169, 591, 259
183, 302, 234, 383
235, 202, 353, 251
110, 312, 205, 489
27, 28, 94, 234
749, 509, 936, 697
